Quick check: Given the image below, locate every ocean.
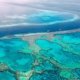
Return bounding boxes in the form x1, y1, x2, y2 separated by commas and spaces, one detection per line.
0, 0, 80, 80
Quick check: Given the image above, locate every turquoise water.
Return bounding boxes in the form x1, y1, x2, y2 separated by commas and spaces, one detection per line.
0, 71, 16, 80
0, 32, 80, 80
36, 33, 80, 68
27, 11, 75, 24
0, 38, 35, 72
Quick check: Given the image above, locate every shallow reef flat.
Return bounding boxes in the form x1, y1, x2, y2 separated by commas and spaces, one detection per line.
0, 32, 80, 80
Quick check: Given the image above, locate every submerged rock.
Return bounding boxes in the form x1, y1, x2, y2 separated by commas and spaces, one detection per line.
30, 70, 67, 80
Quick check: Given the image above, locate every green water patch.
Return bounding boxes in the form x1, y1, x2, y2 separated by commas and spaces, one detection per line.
0, 48, 6, 57
60, 70, 72, 79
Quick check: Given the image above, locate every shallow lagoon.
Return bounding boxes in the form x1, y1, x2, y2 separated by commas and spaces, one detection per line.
0, 31, 80, 80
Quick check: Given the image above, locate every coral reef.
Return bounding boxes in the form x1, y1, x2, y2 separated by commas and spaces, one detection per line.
0, 32, 80, 80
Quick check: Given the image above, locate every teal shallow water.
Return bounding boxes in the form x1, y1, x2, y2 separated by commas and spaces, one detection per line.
0, 38, 35, 72
36, 35, 80, 68
0, 71, 16, 80
0, 32, 80, 80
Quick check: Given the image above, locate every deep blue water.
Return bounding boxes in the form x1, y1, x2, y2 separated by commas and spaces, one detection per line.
0, 19, 80, 37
